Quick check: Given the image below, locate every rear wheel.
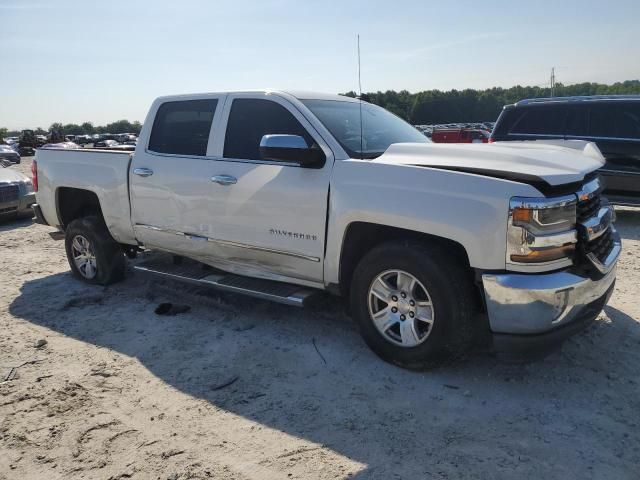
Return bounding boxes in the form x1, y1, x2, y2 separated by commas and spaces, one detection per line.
64, 216, 125, 285
350, 241, 476, 369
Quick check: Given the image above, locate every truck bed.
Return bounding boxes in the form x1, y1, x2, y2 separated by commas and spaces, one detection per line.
35, 148, 137, 244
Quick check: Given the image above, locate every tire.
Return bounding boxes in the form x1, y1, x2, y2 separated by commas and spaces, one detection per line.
350, 240, 476, 369
64, 215, 126, 286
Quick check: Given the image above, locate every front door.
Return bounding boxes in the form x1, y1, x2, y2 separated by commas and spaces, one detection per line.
200, 93, 334, 285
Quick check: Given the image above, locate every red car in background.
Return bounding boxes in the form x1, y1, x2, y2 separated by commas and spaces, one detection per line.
431, 128, 490, 143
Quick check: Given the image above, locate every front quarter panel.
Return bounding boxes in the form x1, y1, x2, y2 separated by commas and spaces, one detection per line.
324, 159, 542, 285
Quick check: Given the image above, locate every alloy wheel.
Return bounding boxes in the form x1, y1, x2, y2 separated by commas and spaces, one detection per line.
367, 269, 435, 347
71, 234, 97, 279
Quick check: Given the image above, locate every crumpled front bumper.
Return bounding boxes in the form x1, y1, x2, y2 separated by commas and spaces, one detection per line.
482, 229, 620, 353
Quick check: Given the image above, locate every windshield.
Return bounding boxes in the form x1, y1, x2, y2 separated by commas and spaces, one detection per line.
302, 99, 429, 159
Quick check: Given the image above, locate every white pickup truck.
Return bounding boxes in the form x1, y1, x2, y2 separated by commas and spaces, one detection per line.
32, 90, 621, 368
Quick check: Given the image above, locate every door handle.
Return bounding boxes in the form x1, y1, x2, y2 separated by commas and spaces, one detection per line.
133, 167, 154, 177
211, 174, 237, 186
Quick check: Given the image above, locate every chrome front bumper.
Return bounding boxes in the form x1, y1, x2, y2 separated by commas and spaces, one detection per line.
482, 239, 620, 336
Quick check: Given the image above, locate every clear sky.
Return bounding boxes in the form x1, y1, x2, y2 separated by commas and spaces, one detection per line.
1, 0, 638, 129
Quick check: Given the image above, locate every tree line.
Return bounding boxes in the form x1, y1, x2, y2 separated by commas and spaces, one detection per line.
3, 80, 640, 141
343, 80, 640, 124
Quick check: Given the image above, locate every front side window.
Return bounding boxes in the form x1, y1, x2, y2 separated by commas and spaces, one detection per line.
223, 99, 313, 161
302, 99, 428, 159
565, 106, 589, 137
149, 99, 217, 156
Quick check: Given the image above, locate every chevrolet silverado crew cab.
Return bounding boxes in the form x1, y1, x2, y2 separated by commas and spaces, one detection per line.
32, 90, 621, 368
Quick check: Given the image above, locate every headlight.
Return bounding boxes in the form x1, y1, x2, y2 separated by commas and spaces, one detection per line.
24, 180, 34, 193
507, 195, 577, 270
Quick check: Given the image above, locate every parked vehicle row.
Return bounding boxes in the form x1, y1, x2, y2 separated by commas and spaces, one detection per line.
90, 133, 138, 143
416, 122, 495, 139
32, 90, 620, 369
93, 139, 119, 148
67, 134, 101, 145
2, 133, 140, 152
431, 128, 490, 143
92, 138, 137, 151
41, 142, 82, 150
3, 130, 74, 156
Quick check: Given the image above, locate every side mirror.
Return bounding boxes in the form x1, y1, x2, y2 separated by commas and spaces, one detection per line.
259, 134, 325, 168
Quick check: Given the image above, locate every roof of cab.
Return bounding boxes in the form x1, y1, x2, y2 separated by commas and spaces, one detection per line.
155, 90, 359, 103
284, 90, 360, 102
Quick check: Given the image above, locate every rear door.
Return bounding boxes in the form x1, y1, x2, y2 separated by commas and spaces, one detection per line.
129, 95, 227, 259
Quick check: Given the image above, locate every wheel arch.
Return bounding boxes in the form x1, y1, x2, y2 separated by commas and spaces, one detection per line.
338, 222, 472, 299
56, 187, 105, 229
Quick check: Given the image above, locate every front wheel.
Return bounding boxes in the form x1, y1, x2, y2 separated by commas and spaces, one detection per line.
64, 216, 125, 285
350, 241, 477, 369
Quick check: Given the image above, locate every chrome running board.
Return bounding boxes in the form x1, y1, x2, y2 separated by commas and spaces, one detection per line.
134, 254, 319, 307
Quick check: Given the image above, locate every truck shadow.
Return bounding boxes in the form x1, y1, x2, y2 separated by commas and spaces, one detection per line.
8, 269, 640, 479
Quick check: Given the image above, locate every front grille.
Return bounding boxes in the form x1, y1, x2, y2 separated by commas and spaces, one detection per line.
585, 228, 615, 263
577, 193, 601, 223
0, 184, 19, 203
576, 185, 615, 268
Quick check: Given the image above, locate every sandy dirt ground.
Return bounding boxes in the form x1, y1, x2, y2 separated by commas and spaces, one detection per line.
1, 157, 639, 480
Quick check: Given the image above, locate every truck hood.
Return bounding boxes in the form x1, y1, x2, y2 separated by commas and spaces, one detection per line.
375, 140, 605, 189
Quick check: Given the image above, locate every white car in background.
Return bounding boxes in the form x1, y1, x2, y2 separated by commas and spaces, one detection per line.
0, 144, 21, 164
0, 159, 35, 219
41, 142, 81, 150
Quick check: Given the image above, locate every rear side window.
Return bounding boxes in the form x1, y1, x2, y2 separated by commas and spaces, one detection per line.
223, 99, 312, 161
565, 106, 589, 137
149, 99, 217, 156
589, 103, 640, 139
510, 106, 566, 135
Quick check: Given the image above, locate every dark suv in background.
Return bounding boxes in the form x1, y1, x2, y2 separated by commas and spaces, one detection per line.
491, 95, 640, 205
